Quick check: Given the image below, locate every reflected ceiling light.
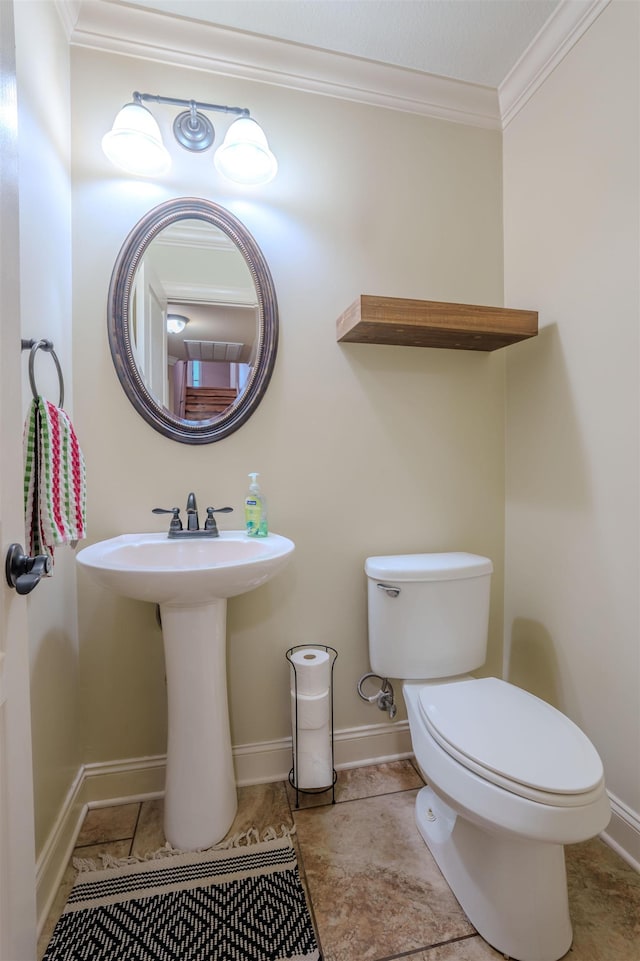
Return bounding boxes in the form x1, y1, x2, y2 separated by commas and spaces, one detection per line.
102, 91, 277, 185
167, 314, 190, 334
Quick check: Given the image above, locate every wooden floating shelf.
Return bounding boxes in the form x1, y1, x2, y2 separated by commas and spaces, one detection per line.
336, 295, 538, 352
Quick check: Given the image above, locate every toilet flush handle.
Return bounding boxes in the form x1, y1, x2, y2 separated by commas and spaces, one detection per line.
376, 582, 401, 598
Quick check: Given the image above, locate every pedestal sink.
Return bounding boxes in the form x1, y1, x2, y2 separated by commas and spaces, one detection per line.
76, 531, 295, 850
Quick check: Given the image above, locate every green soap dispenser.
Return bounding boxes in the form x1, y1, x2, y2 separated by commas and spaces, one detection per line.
245, 472, 268, 537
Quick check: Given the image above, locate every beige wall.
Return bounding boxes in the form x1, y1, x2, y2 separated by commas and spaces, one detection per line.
15, 0, 640, 879
503, 0, 640, 862
14, 2, 81, 855
70, 48, 505, 765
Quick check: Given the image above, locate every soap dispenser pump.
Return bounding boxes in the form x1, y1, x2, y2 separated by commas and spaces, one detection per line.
245, 472, 268, 537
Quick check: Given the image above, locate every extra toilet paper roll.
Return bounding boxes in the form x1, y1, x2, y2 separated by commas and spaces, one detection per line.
292, 724, 333, 789
289, 647, 331, 696
291, 689, 330, 731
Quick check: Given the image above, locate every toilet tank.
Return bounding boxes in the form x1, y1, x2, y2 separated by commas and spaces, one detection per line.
365, 552, 493, 679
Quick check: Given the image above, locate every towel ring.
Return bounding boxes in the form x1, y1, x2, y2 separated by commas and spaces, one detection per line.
21, 339, 64, 408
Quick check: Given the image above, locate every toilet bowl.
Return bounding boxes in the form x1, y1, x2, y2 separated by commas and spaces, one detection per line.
404, 678, 610, 961
405, 676, 609, 844
365, 552, 611, 961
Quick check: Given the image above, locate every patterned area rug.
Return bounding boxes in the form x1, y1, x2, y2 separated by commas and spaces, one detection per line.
43, 836, 320, 961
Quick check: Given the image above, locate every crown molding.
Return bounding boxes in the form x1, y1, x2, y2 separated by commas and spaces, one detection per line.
64, 0, 608, 131
54, 0, 81, 39
67, 0, 501, 129
499, 0, 611, 127
163, 281, 257, 306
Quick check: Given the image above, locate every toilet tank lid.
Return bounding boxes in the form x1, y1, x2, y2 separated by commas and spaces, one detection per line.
365, 552, 493, 582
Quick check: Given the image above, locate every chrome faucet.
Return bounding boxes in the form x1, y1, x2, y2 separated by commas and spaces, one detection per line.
152, 493, 233, 538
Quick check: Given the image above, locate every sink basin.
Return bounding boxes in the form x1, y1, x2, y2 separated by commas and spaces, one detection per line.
76, 529, 295, 851
76, 531, 295, 605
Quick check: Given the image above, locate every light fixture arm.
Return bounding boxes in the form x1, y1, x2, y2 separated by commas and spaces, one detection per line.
132, 92, 250, 120
132, 92, 251, 154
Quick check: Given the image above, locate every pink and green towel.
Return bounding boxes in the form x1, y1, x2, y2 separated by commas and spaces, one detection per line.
24, 397, 86, 560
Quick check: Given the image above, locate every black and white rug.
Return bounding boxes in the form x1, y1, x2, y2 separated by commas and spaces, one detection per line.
43, 835, 320, 961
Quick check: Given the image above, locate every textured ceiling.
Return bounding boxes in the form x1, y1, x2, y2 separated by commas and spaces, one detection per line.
116, 0, 562, 88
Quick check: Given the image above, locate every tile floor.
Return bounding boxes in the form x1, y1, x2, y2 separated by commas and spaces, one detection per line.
39, 760, 640, 960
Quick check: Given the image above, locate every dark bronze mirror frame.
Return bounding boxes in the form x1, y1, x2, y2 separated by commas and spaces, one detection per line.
107, 197, 278, 444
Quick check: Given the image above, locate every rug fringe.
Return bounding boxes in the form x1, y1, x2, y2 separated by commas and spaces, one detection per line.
276, 953, 320, 961
215, 823, 295, 849
73, 823, 296, 873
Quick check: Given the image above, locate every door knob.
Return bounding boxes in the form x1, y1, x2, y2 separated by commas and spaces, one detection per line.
5, 543, 52, 595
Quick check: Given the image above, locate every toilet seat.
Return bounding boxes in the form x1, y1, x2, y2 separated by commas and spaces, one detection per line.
418, 677, 605, 807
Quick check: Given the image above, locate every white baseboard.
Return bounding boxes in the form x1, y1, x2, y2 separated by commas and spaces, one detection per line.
601, 791, 640, 872
34, 767, 86, 935
35, 754, 168, 932
234, 719, 412, 785
36, 720, 411, 932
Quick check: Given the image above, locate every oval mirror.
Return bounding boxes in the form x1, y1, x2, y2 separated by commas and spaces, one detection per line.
108, 197, 278, 444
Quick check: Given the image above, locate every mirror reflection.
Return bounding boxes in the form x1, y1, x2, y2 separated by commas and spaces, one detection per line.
131, 219, 258, 420
108, 198, 278, 444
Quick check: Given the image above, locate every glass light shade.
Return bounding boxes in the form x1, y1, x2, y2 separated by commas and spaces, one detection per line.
102, 102, 171, 176
214, 117, 277, 185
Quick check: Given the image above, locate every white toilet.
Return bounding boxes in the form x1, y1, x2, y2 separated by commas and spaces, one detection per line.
365, 551, 610, 961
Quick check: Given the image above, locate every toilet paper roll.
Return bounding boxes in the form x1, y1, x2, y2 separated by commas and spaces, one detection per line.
289, 647, 331, 696
292, 723, 333, 789
291, 689, 330, 731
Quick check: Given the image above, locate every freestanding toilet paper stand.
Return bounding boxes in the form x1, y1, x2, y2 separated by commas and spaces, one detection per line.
286, 644, 338, 808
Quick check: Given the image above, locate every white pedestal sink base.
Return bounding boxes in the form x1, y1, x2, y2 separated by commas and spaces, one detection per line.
76, 531, 295, 851
160, 599, 237, 850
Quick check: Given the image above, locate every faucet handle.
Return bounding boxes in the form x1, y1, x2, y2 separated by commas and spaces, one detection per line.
204, 506, 233, 533
152, 507, 183, 532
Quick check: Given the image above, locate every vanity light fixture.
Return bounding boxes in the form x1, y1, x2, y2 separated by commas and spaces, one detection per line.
167, 314, 190, 334
102, 92, 278, 185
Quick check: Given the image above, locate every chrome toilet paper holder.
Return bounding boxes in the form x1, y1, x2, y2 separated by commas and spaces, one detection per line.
286, 644, 338, 808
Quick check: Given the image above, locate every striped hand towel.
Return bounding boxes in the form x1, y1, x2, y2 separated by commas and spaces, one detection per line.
24, 397, 86, 560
